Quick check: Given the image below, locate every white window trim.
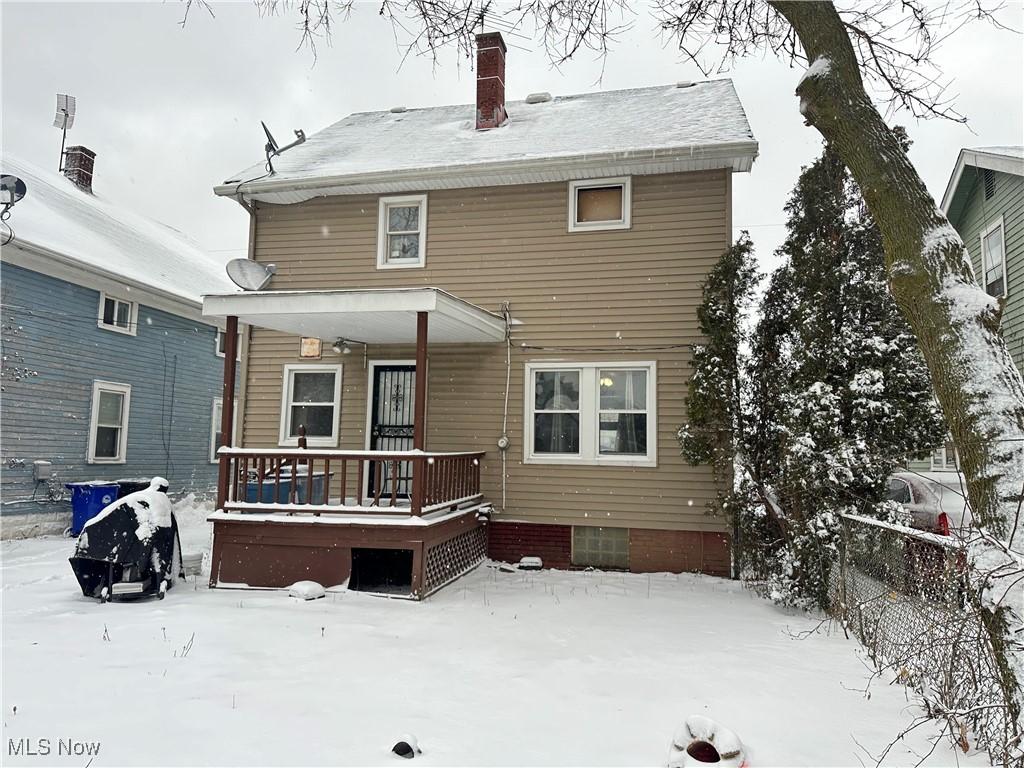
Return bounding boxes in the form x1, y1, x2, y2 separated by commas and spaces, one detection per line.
215, 329, 241, 360
210, 397, 239, 463
979, 215, 1007, 298
568, 177, 632, 233
377, 194, 427, 269
278, 364, 343, 447
931, 444, 959, 472
96, 292, 139, 336
87, 380, 131, 464
524, 360, 656, 467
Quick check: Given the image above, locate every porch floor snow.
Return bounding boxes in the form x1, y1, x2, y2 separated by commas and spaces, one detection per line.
1, 532, 986, 766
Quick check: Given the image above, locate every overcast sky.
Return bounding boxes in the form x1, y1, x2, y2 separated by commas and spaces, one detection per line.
2, 1, 1022, 275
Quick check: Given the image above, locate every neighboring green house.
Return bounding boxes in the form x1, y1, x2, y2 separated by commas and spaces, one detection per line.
908, 145, 1024, 474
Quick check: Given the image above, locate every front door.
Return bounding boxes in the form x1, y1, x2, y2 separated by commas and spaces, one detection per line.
368, 365, 415, 499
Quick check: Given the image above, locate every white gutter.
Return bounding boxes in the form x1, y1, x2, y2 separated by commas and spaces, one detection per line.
214, 140, 759, 201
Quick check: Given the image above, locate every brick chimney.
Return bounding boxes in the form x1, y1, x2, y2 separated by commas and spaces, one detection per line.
475, 32, 507, 130
63, 146, 96, 194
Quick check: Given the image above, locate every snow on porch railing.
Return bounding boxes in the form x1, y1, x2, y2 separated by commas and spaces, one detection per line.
215, 447, 485, 517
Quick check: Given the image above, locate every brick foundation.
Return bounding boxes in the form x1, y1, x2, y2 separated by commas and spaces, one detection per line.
487, 521, 572, 569
487, 521, 731, 577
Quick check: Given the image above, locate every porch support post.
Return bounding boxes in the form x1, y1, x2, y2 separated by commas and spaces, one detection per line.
216, 315, 239, 510
412, 311, 428, 515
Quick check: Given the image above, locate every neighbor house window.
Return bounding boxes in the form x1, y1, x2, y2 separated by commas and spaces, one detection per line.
377, 194, 427, 268
88, 381, 131, 463
980, 218, 1006, 298
279, 364, 342, 447
931, 441, 959, 472
572, 526, 629, 569
525, 362, 656, 466
210, 398, 238, 463
215, 329, 241, 360
568, 177, 631, 232
97, 293, 137, 335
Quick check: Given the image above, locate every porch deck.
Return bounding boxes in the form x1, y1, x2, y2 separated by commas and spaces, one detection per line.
208, 447, 491, 597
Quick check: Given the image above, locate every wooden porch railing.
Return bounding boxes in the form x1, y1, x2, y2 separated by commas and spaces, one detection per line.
215, 448, 485, 517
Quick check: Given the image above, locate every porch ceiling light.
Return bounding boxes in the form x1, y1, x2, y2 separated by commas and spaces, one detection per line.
332, 338, 352, 355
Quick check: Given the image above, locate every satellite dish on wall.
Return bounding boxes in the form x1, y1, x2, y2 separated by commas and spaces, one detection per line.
0, 175, 27, 207
226, 259, 276, 291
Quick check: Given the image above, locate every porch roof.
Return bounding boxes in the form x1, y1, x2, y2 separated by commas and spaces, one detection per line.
202, 287, 508, 343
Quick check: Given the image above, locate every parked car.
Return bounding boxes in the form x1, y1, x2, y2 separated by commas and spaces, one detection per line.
887, 471, 972, 537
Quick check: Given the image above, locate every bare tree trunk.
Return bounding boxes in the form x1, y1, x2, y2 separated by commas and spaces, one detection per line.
769, 0, 1024, 545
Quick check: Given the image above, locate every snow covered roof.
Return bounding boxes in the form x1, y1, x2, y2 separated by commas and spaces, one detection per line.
940, 145, 1024, 216
2, 154, 235, 307
216, 80, 758, 204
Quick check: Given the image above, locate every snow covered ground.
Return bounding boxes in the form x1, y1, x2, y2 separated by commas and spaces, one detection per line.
1, 504, 988, 767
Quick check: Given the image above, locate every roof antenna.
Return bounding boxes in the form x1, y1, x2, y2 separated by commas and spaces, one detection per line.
261, 120, 306, 174
52, 94, 76, 172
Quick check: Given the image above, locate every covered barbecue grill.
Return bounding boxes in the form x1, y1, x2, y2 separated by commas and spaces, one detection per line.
69, 477, 184, 601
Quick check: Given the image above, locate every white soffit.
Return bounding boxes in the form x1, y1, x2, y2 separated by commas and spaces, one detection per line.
202, 288, 508, 343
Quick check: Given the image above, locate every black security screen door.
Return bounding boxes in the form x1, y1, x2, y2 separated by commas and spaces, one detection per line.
369, 365, 415, 498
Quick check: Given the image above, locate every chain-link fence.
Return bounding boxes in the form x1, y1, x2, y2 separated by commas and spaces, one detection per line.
830, 513, 1021, 766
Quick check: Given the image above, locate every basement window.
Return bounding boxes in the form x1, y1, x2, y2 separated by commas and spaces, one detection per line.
568, 177, 631, 232
572, 526, 629, 569
377, 194, 427, 269
97, 293, 137, 336
980, 217, 1006, 298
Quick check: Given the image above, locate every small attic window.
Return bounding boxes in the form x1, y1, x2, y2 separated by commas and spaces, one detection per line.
984, 168, 996, 200
568, 177, 631, 232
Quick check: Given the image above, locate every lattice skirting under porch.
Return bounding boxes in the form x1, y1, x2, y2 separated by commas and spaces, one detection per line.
422, 525, 487, 596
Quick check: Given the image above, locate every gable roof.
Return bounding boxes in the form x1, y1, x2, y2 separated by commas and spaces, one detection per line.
2, 154, 235, 307
940, 145, 1024, 218
216, 79, 758, 204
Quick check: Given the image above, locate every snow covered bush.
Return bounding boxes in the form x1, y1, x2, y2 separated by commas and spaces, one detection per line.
682, 139, 946, 608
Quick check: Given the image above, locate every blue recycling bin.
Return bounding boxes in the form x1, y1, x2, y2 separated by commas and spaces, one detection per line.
65, 481, 119, 536
245, 470, 328, 504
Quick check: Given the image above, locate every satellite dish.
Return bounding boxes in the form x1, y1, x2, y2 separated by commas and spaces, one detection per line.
0, 175, 27, 206
226, 259, 276, 291
262, 121, 280, 154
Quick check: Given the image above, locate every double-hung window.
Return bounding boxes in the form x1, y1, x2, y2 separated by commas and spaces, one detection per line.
88, 381, 131, 463
526, 362, 656, 466
931, 441, 959, 472
568, 177, 631, 232
216, 329, 241, 360
377, 194, 427, 268
980, 218, 1006, 298
97, 292, 137, 335
279, 364, 343, 447
210, 398, 238, 463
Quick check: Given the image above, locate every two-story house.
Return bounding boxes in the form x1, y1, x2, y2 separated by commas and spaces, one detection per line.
1, 150, 238, 537
908, 145, 1024, 474
202, 32, 758, 597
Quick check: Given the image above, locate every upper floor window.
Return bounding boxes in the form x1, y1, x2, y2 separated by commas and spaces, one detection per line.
97, 293, 137, 336
216, 329, 241, 360
88, 381, 131, 463
980, 217, 1006, 298
279, 364, 343, 447
568, 177, 631, 232
377, 194, 427, 269
525, 361, 655, 466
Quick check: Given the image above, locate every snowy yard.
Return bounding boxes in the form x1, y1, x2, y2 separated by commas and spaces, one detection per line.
1, 507, 988, 767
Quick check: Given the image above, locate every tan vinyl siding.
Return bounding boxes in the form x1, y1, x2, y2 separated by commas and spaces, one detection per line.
240, 171, 730, 532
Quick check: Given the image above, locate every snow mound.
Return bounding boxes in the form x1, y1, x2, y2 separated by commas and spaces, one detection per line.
288, 581, 326, 600
669, 715, 745, 767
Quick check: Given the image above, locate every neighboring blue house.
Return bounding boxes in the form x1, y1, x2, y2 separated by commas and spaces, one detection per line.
1, 149, 239, 537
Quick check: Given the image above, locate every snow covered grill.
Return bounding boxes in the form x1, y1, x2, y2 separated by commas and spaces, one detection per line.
422, 525, 487, 596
